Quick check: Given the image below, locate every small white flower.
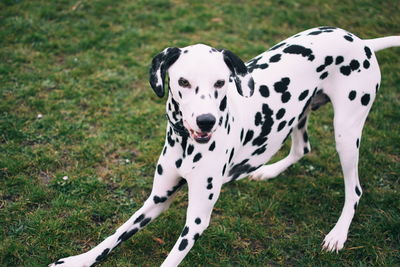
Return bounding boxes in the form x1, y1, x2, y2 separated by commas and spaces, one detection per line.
125, 159, 130, 163
308, 165, 315, 171
37, 114, 43, 119
323, 125, 329, 130
62, 176, 69, 180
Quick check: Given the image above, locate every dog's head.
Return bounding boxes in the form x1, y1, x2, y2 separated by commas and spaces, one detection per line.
149, 44, 254, 143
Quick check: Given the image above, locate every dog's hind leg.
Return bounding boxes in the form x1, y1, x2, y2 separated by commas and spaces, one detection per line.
50, 147, 185, 267
322, 78, 377, 252
160, 174, 222, 267
251, 114, 311, 180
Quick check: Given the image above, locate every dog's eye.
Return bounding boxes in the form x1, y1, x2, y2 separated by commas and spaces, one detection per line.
214, 80, 225, 88
178, 78, 191, 88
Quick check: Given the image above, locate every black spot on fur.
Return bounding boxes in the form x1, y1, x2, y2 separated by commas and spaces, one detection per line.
222, 164, 226, 176
243, 130, 254, 145
209, 141, 216, 151
228, 148, 235, 163
167, 135, 175, 147
298, 118, 307, 129
319, 26, 337, 30
259, 85, 270, 97
118, 228, 138, 242
208, 193, 214, 200
281, 92, 291, 103
55, 261, 65, 265
277, 120, 286, 132
269, 54, 282, 62
195, 218, 201, 224
288, 117, 295, 126
187, 144, 194, 155
363, 60, 370, 69
252, 103, 274, 146
299, 90, 309, 101
283, 45, 315, 61
228, 159, 257, 180
193, 153, 202, 162
335, 56, 344, 65
308, 30, 323, 35
350, 60, 360, 71
356, 138, 360, 148
364, 46, 372, 59
181, 226, 189, 237
193, 233, 200, 241
178, 239, 188, 251
355, 186, 361, 196
344, 35, 353, 42
354, 202, 358, 210
162, 146, 167, 155
316, 65, 325, 72
274, 77, 290, 93
175, 158, 182, 168
134, 214, 145, 224
303, 147, 309, 154
325, 56, 333, 65
348, 90, 356, 101
276, 108, 286, 120
320, 71, 328, 80
140, 217, 151, 227
157, 164, 163, 175
361, 94, 370, 106
254, 112, 262, 126
219, 96, 227, 111
252, 144, 267, 156
154, 195, 167, 204
340, 66, 351, 76
95, 248, 110, 262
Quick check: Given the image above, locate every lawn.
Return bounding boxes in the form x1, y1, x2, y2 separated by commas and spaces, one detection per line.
0, 0, 399, 266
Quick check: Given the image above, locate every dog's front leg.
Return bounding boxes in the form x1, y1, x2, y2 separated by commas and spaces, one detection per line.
160, 174, 222, 267
49, 144, 184, 267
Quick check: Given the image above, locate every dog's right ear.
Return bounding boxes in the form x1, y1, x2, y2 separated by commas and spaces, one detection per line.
222, 49, 254, 98
149, 47, 181, 98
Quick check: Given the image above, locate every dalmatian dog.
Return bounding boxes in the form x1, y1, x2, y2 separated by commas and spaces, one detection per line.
50, 27, 400, 267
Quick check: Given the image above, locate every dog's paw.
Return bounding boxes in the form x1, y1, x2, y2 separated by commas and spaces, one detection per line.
249, 165, 281, 181
49, 254, 92, 267
322, 226, 348, 253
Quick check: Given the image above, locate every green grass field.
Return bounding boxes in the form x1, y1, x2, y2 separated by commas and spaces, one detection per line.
1, 0, 399, 266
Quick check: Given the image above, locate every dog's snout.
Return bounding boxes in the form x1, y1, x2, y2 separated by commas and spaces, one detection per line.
196, 113, 216, 132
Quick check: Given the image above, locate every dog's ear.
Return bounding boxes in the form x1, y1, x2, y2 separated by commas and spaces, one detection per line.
222, 49, 254, 97
149, 47, 181, 98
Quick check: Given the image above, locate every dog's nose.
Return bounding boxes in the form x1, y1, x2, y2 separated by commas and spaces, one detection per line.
196, 113, 216, 132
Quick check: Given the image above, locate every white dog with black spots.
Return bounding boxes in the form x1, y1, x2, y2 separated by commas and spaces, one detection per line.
50, 27, 400, 267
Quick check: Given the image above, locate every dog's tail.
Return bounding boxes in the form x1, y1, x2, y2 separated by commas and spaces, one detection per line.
365, 36, 400, 52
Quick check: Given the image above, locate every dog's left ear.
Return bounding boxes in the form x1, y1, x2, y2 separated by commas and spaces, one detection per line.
222, 49, 254, 97
149, 47, 181, 98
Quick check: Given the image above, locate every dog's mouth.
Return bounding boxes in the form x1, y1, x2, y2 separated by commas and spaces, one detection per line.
189, 129, 212, 143
184, 121, 213, 143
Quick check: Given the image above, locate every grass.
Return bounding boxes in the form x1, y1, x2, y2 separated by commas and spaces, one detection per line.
0, 0, 399, 266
